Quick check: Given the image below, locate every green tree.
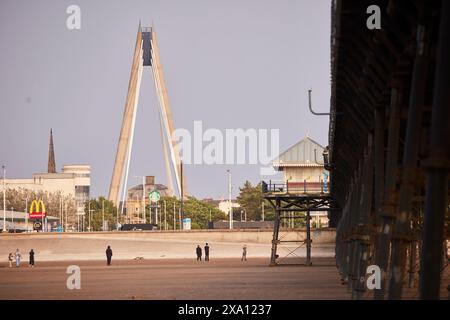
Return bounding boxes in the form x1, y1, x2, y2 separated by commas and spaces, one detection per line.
4, 187, 77, 228
146, 196, 226, 229
236, 181, 275, 221
84, 196, 118, 231
183, 197, 226, 229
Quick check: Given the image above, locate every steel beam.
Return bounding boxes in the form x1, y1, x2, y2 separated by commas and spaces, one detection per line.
420, 0, 450, 299
389, 21, 430, 299
373, 86, 402, 300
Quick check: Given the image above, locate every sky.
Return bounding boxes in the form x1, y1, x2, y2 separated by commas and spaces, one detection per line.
0, 0, 331, 199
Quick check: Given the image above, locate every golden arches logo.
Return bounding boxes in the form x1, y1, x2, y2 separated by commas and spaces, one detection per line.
29, 199, 46, 218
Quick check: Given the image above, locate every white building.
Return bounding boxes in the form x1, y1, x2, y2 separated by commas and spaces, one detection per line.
4, 165, 90, 215
272, 136, 330, 227
3, 130, 91, 216
0, 210, 60, 232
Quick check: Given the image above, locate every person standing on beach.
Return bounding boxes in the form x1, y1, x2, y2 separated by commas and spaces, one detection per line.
241, 245, 247, 262
196, 245, 202, 261
14, 249, 22, 267
106, 246, 113, 266
204, 243, 210, 261
29, 249, 35, 267
8, 252, 13, 268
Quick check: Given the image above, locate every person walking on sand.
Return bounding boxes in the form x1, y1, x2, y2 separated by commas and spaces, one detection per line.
204, 243, 210, 261
241, 244, 247, 262
14, 249, 22, 267
106, 246, 113, 266
8, 252, 13, 268
29, 249, 35, 267
196, 245, 202, 261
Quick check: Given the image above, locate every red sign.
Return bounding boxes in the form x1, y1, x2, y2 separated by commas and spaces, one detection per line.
29, 212, 46, 219
29, 199, 47, 219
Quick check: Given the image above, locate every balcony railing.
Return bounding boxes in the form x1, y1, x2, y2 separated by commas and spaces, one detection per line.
262, 180, 329, 194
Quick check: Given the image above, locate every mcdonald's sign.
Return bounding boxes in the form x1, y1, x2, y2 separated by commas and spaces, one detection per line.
29, 199, 46, 219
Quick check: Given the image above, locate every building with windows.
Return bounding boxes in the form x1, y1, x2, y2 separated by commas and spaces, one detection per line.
125, 176, 170, 224
272, 135, 329, 227
3, 130, 90, 216
0, 210, 60, 232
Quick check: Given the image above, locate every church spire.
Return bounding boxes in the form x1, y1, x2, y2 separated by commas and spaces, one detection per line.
48, 129, 56, 173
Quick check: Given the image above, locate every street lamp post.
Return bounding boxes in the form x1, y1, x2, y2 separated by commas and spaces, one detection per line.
24, 197, 29, 232
227, 169, 233, 229
155, 200, 159, 226
179, 207, 182, 230
173, 202, 176, 230
64, 200, 67, 232
102, 199, 105, 231
41, 197, 45, 232
133, 176, 146, 223
88, 200, 90, 231
135, 194, 140, 222
89, 209, 94, 232
180, 159, 184, 225
2, 165, 6, 232
59, 196, 62, 231
262, 202, 265, 221
164, 200, 167, 230
11, 207, 14, 233
87, 199, 95, 232
116, 206, 119, 231
142, 176, 145, 223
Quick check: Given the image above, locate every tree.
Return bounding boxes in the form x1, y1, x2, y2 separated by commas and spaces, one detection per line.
183, 197, 226, 229
146, 196, 226, 229
4, 187, 77, 229
236, 181, 275, 221
84, 196, 118, 231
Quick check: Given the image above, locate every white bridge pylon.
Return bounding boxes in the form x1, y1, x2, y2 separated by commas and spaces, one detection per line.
108, 24, 185, 209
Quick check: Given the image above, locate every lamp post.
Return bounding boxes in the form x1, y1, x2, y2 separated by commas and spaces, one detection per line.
2, 165, 6, 232
116, 206, 119, 231
227, 169, 233, 229
262, 201, 265, 222
102, 199, 105, 231
87, 199, 95, 232
24, 197, 29, 232
173, 201, 176, 230
180, 159, 184, 224
88, 200, 90, 231
133, 176, 146, 223
41, 197, 45, 232
59, 196, 62, 231
11, 207, 15, 233
135, 194, 140, 222
89, 209, 95, 232
164, 200, 167, 230
64, 200, 68, 232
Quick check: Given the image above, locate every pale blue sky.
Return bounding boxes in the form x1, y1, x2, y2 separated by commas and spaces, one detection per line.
0, 0, 331, 199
